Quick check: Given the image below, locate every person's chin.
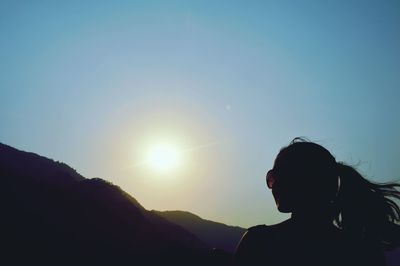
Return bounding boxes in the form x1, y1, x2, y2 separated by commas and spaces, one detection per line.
277, 202, 292, 213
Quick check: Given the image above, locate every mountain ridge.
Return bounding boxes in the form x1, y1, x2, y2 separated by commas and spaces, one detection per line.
1, 142, 234, 265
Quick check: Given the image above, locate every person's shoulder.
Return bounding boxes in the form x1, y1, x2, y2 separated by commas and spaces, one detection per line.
234, 224, 284, 265
237, 225, 270, 248
234, 225, 270, 265
247, 224, 269, 233
242, 222, 286, 244
246, 219, 292, 235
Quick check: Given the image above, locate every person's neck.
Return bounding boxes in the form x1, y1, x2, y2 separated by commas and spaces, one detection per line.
291, 210, 333, 227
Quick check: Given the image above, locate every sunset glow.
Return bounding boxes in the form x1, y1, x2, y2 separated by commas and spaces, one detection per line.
146, 142, 182, 173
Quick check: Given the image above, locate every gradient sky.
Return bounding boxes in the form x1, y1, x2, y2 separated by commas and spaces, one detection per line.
1, 0, 400, 228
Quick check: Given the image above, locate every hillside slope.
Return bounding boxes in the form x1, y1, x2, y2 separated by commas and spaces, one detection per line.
1, 143, 227, 265
154, 210, 245, 253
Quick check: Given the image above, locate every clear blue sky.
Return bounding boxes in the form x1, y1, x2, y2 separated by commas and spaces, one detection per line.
1, 0, 400, 227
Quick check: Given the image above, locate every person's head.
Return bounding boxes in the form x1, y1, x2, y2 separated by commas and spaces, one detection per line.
266, 138, 338, 216
266, 138, 400, 247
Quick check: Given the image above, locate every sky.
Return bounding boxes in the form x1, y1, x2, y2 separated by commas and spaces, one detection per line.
1, 0, 400, 228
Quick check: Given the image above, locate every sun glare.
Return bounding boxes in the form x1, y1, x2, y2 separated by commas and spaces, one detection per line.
146, 142, 182, 172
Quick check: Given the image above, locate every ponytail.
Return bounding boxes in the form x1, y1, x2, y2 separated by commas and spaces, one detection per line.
335, 162, 400, 248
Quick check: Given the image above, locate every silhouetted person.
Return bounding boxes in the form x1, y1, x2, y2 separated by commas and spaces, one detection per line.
233, 138, 400, 266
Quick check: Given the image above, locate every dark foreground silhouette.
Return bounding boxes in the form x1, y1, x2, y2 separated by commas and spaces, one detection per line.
234, 138, 400, 266
1, 143, 235, 266
2, 141, 400, 266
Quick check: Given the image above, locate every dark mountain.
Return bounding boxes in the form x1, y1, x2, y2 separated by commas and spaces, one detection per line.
153, 210, 245, 253
1, 142, 84, 185
1, 143, 231, 265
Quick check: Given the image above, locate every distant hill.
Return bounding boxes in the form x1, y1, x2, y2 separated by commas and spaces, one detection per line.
1, 143, 231, 265
1, 142, 84, 184
153, 210, 245, 253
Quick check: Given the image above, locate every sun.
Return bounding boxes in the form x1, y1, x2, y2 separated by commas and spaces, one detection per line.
146, 142, 182, 172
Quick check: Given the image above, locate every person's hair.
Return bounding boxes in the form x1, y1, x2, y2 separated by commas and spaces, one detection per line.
277, 137, 400, 248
